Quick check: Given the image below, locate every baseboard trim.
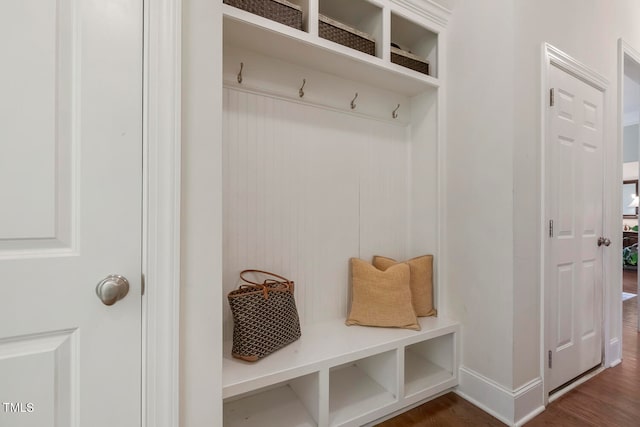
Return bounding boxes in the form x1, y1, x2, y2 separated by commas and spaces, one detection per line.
457, 366, 544, 427
454, 388, 513, 426
607, 337, 621, 367
609, 358, 622, 368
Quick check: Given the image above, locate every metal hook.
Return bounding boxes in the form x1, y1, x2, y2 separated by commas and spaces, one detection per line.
350, 92, 358, 110
392, 104, 400, 119
237, 62, 244, 84
299, 78, 306, 98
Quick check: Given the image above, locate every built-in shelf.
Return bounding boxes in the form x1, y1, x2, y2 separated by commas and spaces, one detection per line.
318, 0, 383, 58
220, 1, 452, 425
391, 11, 438, 78
329, 359, 396, 426
224, 377, 319, 427
223, 4, 439, 96
222, 318, 458, 426
222, 317, 458, 399
404, 335, 455, 396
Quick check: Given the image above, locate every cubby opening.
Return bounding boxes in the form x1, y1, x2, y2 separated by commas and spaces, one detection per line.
318, 0, 383, 57
329, 351, 397, 426
224, 373, 320, 427
404, 333, 454, 397
390, 12, 438, 77
223, 0, 311, 32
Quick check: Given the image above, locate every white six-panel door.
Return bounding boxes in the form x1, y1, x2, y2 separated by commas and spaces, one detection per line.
546, 63, 604, 392
0, 1, 143, 426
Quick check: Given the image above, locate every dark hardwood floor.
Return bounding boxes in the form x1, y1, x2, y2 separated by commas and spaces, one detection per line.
623, 269, 637, 294
377, 392, 507, 426
378, 281, 640, 427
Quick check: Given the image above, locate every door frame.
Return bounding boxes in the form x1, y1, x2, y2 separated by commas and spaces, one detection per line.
540, 43, 612, 402
618, 39, 640, 333
145, 1, 225, 425
144, 0, 181, 426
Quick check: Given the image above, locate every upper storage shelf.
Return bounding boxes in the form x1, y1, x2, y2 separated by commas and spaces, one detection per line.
391, 10, 439, 78
319, 0, 383, 58
222, 1, 441, 97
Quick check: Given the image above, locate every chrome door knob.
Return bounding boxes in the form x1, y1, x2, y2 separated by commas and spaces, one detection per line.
597, 237, 611, 247
96, 275, 130, 306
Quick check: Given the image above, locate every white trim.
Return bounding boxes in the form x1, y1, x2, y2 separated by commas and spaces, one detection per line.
539, 42, 548, 405
222, 82, 409, 127
619, 38, 640, 343
608, 337, 621, 368
456, 366, 544, 427
615, 38, 625, 368
621, 39, 640, 69
390, 0, 451, 27
143, 1, 181, 427
180, 1, 223, 425
540, 42, 610, 401
545, 43, 608, 91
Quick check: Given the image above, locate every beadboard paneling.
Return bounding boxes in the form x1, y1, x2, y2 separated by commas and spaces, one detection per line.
223, 88, 412, 338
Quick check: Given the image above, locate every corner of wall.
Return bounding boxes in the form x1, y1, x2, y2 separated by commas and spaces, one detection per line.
456, 366, 544, 427
180, 0, 223, 425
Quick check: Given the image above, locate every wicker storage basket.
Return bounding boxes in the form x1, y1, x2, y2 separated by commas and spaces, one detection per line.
391, 46, 430, 75
319, 14, 376, 57
224, 0, 303, 30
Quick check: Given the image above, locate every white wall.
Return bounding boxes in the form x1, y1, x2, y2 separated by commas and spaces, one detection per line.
623, 161, 639, 180
221, 85, 412, 338
448, 0, 640, 424
623, 124, 639, 162
180, 0, 223, 425
446, 0, 515, 389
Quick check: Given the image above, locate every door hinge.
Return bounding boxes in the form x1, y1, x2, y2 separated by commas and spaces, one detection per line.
550, 88, 555, 106
549, 220, 554, 238
141, 274, 146, 296
548, 350, 552, 369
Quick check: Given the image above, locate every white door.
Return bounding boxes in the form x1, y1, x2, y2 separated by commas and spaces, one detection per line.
0, 1, 142, 426
546, 64, 605, 392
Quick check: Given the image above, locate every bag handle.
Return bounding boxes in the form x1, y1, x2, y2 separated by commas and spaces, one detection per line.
240, 269, 292, 286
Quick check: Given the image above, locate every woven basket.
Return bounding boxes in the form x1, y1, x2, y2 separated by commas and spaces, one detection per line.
319, 14, 376, 57
391, 46, 430, 75
224, 0, 303, 30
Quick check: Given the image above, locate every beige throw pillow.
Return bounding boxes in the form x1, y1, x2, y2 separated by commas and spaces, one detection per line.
346, 258, 420, 331
373, 255, 436, 317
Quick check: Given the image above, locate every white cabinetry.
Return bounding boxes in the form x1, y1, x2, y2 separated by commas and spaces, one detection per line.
220, 1, 454, 425
223, 318, 458, 427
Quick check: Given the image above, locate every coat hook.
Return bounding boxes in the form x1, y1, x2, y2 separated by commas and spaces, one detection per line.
392, 104, 400, 119
237, 62, 244, 84
350, 92, 358, 110
299, 78, 306, 98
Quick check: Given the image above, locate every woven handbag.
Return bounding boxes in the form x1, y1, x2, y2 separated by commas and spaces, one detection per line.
228, 270, 301, 362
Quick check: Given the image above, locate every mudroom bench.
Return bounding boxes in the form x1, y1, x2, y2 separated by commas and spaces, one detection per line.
220, 0, 455, 425
223, 317, 459, 427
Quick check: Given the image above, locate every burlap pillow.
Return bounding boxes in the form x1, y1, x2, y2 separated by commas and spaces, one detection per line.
346, 258, 420, 330
372, 255, 436, 317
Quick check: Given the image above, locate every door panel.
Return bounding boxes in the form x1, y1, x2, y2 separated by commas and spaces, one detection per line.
0, 1, 143, 425
547, 64, 604, 392
0, 0, 75, 250
556, 264, 574, 349
0, 330, 76, 425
